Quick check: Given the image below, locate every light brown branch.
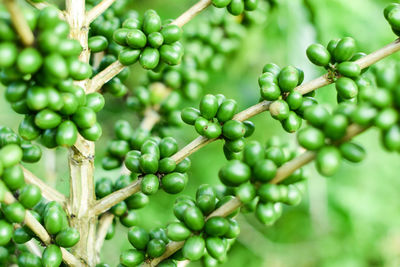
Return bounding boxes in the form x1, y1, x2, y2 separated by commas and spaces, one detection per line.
4, 0, 34, 46
22, 166, 66, 204
25, 240, 42, 257
140, 108, 161, 131
87, 61, 125, 93
140, 82, 173, 130
27, 1, 65, 19
93, 179, 141, 215
3, 192, 81, 266
171, 136, 215, 164
95, 213, 114, 262
172, 0, 212, 27
87, 0, 117, 24
27, 0, 50, 9
43, 149, 57, 188
92, 51, 105, 69
356, 38, 400, 69
269, 151, 316, 184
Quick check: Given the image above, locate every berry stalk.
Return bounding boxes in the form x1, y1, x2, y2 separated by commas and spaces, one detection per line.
95, 213, 115, 262
4, 0, 34, 46
172, 0, 212, 27
87, 0, 118, 24
26, 0, 54, 11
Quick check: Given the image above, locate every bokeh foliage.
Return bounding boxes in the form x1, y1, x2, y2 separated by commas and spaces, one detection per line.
2, 0, 400, 266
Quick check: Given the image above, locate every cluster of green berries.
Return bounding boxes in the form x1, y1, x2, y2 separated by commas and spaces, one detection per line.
181, 94, 254, 144
293, 62, 400, 175
102, 120, 189, 175
296, 101, 367, 176
122, 8, 254, 137
88, 0, 131, 43
16, 81, 104, 147
119, 227, 182, 267
36, 201, 80, 247
119, 184, 240, 267
362, 64, 400, 152
384, 3, 400, 36
124, 8, 252, 135
0, 7, 91, 83
101, 120, 192, 195
0, 144, 78, 266
306, 37, 367, 102
102, 120, 151, 170
124, 137, 190, 195
0, 243, 63, 267
96, 175, 149, 229
140, 8, 249, 101
184, 9, 246, 71
111, 10, 183, 70
258, 63, 308, 133
0, 145, 36, 196
120, 227, 172, 266
0, 127, 41, 163
212, 0, 259, 16
218, 139, 307, 225
0, 6, 105, 146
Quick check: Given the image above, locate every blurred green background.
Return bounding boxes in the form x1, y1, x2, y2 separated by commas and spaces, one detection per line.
3, 0, 400, 266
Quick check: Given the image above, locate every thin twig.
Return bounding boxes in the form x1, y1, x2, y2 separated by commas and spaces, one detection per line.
4, 0, 34, 46
172, 0, 212, 27
87, 0, 117, 24
87, 61, 125, 93
26, 1, 65, 19
22, 166, 67, 204
25, 240, 42, 257
92, 52, 105, 69
3, 192, 82, 266
171, 136, 215, 164
269, 151, 316, 184
139, 82, 172, 131
140, 108, 161, 131
93, 179, 141, 215
27, 0, 50, 9
95, 213, 114, 262
44, 149, 57, 188
146, 124, 367, 265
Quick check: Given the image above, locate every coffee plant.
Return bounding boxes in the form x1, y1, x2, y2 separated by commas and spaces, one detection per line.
0, 0, 399, 266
